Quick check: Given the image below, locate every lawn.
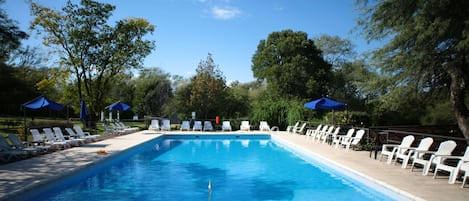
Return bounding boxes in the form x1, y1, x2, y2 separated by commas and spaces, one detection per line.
0, 116, 147, 141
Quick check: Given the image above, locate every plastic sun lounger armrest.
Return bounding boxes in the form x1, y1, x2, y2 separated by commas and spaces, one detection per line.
397, 146, 415, 149
382, 144, 399, 147
433, 154, 457, 158
413, 150, 436, 155
382, 144, 399, 149
434, 155, 465, 162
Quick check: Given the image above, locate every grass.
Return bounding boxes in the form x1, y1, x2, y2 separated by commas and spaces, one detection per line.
0, 116, 147, 141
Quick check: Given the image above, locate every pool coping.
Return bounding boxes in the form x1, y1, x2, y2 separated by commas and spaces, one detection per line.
1, 130, 468, 201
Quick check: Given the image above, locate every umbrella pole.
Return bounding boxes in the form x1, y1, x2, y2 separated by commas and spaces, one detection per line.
23, 109, 27, 141
332, 110, 334, 125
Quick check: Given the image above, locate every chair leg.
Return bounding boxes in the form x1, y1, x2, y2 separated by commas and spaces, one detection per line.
401, 156, 410, 169
462, 174, 468, 188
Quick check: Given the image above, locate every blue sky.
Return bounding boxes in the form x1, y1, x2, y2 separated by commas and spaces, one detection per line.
4, 0, 380, 83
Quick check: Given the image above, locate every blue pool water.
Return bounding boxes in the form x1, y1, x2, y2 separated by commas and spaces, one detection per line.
16, 135, 406, 201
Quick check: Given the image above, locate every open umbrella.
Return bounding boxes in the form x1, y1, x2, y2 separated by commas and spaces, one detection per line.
22, 95, 64, 111
304, 97, 346, 124
107, 101, 131, 111
107, 101, 131, 120
22, 95, 64, 140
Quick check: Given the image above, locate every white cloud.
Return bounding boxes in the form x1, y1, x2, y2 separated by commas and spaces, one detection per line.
211, 6, 240, 20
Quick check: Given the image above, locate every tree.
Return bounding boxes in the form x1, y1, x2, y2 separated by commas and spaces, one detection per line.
189, 53, 228, 119
252, 29, 332, 100
133, 68, 172, 117
356, 0, 469, 139
0, 0, 28, 62
313, 35, 356, 70
313, 35, 366, 110
29, 0, 155, 119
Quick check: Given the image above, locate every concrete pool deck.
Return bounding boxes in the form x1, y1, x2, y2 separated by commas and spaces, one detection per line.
0, 130, 468, 201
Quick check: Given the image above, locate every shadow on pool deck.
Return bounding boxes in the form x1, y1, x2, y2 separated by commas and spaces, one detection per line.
0, 130, 468, 201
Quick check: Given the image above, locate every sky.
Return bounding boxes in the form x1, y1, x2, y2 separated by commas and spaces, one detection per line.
4, 0, 380, 83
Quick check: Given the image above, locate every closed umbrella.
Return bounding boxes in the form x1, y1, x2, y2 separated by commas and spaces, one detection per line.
79, 99, 89, 120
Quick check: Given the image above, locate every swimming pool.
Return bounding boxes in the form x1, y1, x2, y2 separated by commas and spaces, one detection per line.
14, 134, 409, 201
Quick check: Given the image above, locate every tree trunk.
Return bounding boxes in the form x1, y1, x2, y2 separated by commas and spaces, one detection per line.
448, 65, 469, 142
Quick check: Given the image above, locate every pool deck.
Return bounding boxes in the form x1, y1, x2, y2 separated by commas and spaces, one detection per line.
0, 130, 468, 201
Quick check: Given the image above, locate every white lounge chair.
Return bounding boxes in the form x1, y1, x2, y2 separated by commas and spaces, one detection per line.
203, 121, 214, 131
240, 121, 250, 131
8, 133, 49, 153
410, 140, 457, 175
317, 125, 334, 142
379, 135, 415, 164
53, 127, 82, 146
294, 122, 307, 135
340, 129, 365, 151
180, 121, 190, 131
117, 121, 138, 131
394, 137, 433, 168
42, 128, 70, 150
332, 128, 354, 148
30, 129, 46, 145
73, 125, 99, 141
306, 124, 322, 140
222, 121, 232, 131
259, 121, 270, 131
433, 146, 469, 186
110, 122, 127, 134
0, 135, 30, 162
193, 121, 203, 131
313, 125, 329, 141
1, 134, 37, 154
54, 127, 85, 146
322, 126, 340, 144
65, 127, 94, 143
161, 119, 171, 131
286, 122, 300, 133
148, 119, 160, 131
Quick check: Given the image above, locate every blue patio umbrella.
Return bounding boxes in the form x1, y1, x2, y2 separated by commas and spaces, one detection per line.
107, 101, 131, 120
304, 97, 346, 124
107, 101, 131, 111
80, 99, 89, 120
22, 95, 64, 140
22, 95, 64, 111
304, 97, 346, 111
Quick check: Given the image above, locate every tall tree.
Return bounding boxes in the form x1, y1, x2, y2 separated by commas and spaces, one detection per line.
133, 68, 172, 117
0, 0, 28, 62
0, 0, 30, 115
252, 29, 332, 100
313, 35, 365, 109
29, 0, 155, 118
190, 53, 227, 119
356, 0, 469, 139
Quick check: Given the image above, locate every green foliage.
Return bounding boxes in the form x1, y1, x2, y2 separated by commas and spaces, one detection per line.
252, 97, 306, 129
173, 83, 193, 119
0, 0, 28, 61
29, 0, 155, 118
421, 99, 456, 126
132, 68, 172, 117
356, 0, 469, 138
252, 29, 332, 99
313, 35, 356, 69
189, 53, 228, 119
